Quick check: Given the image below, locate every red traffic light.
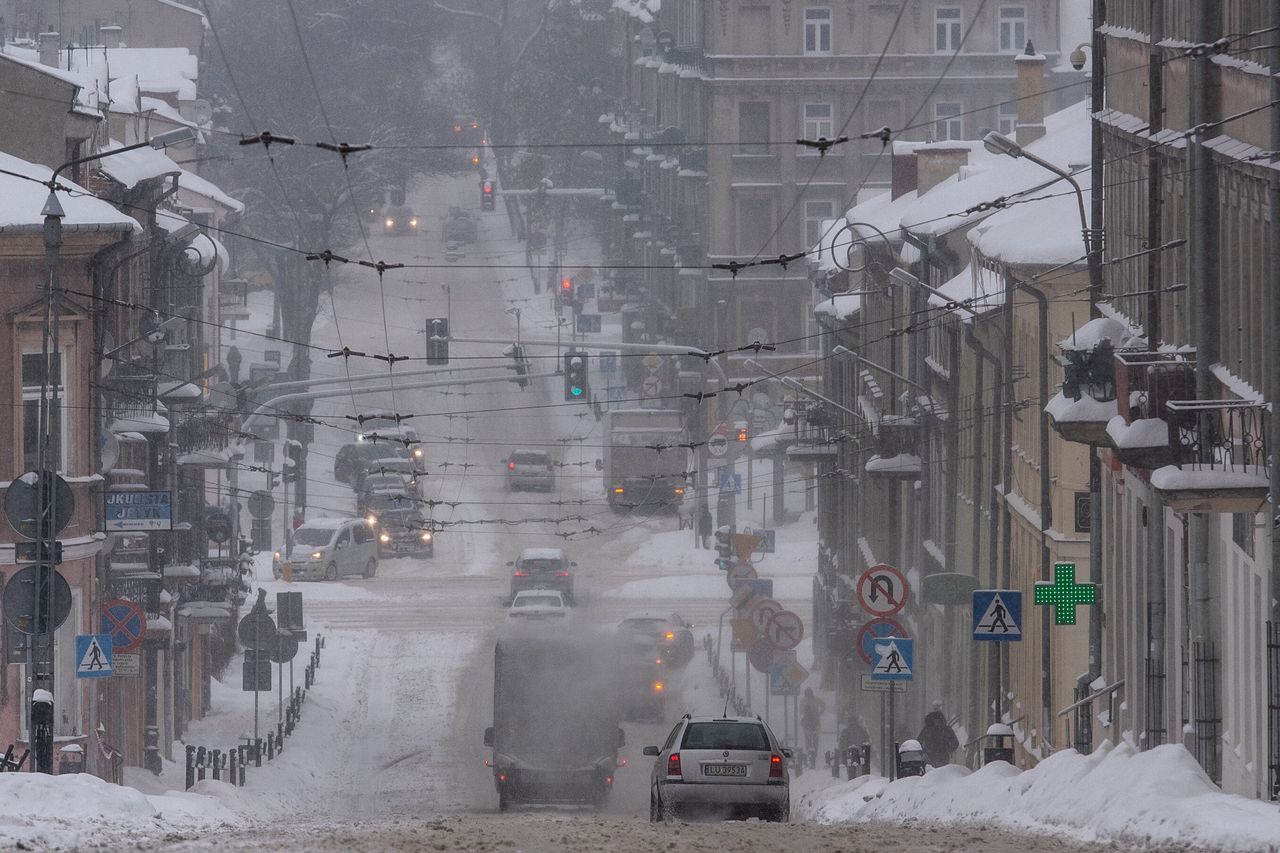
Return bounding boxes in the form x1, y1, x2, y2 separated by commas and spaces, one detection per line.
482, 181, 494, 194
561, 278, 573, 291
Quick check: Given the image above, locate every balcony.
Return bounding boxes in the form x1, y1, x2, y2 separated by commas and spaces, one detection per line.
174, 413, 240, 466
1046, 335, 1121, 448
1150, 401, 1270, 514
865, 415, 921, 479
1106, 351, 1195, 469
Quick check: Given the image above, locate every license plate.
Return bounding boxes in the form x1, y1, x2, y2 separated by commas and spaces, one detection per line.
702, 763, 747, 777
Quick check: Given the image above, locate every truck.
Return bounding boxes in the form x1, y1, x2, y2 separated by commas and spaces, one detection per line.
483, 631, 625, 811
601, 408, 689, 510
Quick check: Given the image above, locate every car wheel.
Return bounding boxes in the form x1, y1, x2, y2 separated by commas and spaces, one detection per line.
272, 566, 281, 580
649, 790, 661, 823
325, 562, 338, 581
363, 558, 377, 579
497, 788, 510, 812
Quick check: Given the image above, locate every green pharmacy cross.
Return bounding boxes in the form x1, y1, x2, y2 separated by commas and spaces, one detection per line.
1034, 562, 1097, 625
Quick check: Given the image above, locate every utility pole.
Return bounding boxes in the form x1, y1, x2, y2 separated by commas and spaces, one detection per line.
1267, 0, 1280, 802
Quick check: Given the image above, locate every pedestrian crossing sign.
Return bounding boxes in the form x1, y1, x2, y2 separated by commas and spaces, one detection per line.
869, 637, 913, 681
75, 634, 114, 679
972, 590, 1022, 642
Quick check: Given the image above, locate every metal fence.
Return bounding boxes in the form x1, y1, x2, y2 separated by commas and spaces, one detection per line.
1192, 641, 1221, 783
1267, 621, 1279, 800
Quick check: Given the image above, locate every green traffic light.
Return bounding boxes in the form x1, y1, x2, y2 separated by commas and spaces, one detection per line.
571, 386, 583, 396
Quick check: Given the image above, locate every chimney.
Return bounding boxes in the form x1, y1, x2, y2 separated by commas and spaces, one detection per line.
1015, 40, 1047, 145
915, 146, 971, 195
891, 143, 918, 200
99, 25, 122, 49
37, 31, 59, 67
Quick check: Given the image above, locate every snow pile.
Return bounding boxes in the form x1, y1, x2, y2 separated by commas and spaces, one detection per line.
796, 740, 1280, 851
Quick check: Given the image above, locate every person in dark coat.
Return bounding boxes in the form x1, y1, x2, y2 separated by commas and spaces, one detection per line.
697, 504, 713, 548
918, 701, 959, 767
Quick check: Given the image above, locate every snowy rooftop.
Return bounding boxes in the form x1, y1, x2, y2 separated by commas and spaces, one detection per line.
844, 189, 914, 246
67, 46, 199, 103
0, 50, 102, 114
0, 151, 139, 231
177, 168, 245, 213
97, 139, 181, 189
810, 217, 847, 273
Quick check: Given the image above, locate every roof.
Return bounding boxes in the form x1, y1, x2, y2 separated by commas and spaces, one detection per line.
519, 547, 567, 560
298, 517, 360, 530
0, 50, 102, 114
98, 138, 180, 189
0, 151, 140, 232
67, 46, 198, 103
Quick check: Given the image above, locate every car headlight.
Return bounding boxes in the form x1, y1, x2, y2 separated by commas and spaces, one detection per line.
421, 532, 433, 542
367, 514, 378, 525
413, 448, 424, 459
379, 533, 391, 543
409, 218, 419, 228
385, 217, 395, 228
273, 551, 281, 560
311, 551, 323, 560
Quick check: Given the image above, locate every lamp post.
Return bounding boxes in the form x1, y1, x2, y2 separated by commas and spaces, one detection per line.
982, 128, 1105, 753
34, 126, 197, 773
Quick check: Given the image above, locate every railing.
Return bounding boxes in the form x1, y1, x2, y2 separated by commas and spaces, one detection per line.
1061, 341, 1117, 403
174, 413, 238, 458
1113, 350, 1196, 424
1164, 399, 1268, 470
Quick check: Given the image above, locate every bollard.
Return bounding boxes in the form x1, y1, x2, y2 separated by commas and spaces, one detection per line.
277, 722, 284, 751
255, 738, 263, 767
196, 746, 207, 782
314, 636, 321, 667
211, 749, 222, 781
239, 746, 248, 784
185, 745, 196, 790
229, 747, 238, 786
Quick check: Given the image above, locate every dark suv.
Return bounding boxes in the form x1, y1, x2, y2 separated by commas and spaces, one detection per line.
507, 547, 575, 602
503, 449, 556, 492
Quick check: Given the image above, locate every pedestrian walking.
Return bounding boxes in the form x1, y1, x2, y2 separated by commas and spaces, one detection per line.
800, 687, 826, 754
917, 701, 959, 768
697, 504, 713, 549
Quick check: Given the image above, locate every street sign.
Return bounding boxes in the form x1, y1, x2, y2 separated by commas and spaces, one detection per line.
747, 598, 783, 632
731, 578, 773, 610
1034, 562, 1097, 625
725, 562, 757, 590
718, 470, 742, 495
5, 471, 74, 539
860, 674, 897, 693
242, 650, 272, 692
747, 528, 776, 553
247, 489, 275, 520
2, 565, 72, 635
730, 532, 762, 562
869, 637, 913, 681
238, 610, 277, 649
770, 671, 801, 696
973, 589, 1023, 641
775, 656, 809, 693
575, 313, 601, 333
708, 425, 730, 459
856, 617, 909, 665
765, 610, 805, 651
730, 618, 759, 653
607, 384, 627, 403
103, 490, 171, 532
267, 632, 300, 664
641, 375, 663, 399
599, 352, 618, 374
856, 563, 909, 617
100, 599, 147, 653
642, 354, 663, 370
112, 653, 140, 677
206, 511, 232, 544
748, 638, 777, 674
75, 634, 113, 679
276, 591, 305, 636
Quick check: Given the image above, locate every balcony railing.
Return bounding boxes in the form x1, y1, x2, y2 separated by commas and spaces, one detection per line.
1047, 341, 1119, 447
865, 415, 921, 479
1107, 351, 1195, 468
174, 413, 239, 465
1150, 401, 1270, 514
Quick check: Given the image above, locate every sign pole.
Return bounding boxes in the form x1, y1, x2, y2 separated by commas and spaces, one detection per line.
253, 617, 260, 749
880, 690, 888, 778
888, 682, 896, 781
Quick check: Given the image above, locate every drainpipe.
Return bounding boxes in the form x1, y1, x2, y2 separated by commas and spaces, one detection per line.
1268, 0, 1280, 802
965, 324, 996, 732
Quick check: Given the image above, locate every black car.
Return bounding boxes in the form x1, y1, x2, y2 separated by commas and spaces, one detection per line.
507, 547, 575, 602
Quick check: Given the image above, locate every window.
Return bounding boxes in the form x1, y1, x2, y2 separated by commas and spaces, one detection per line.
804, 199, 837, 250
803, 102, 834, 142
22, 352, 63, 472
682, 722, 770, 750
1232, 513, 1255, 558
934, 101, 963, 140
998, 101, 1018, 136
738, 101, 771, 154
999, 6, 1027, 52
935, 7, 962, 52
804, 8, 832, 54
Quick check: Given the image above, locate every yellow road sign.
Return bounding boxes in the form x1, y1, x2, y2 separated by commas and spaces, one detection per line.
730, 618, 759, 653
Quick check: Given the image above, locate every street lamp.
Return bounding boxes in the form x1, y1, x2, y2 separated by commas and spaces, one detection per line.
33, 125, 196, 774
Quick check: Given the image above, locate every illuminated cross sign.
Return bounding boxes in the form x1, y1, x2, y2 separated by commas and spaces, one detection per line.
1033, 562, 1097, 626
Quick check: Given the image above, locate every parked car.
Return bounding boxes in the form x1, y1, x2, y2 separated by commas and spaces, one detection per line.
618, 613, 695, 668
505, 589, 571, 622
644, 715, 791, 823
507, 547, 575, 602
503, 449, 556, 492
272, 517, 378, 581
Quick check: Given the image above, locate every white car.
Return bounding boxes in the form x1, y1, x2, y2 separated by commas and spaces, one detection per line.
506, 589, 571, 621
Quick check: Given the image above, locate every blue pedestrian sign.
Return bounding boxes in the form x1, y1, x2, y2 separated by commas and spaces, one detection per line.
869, 637, 913, 682
718, 470, 742, 495
972, 590, 1022, 642
75, 634, 113, 678
748, 528, 776, 553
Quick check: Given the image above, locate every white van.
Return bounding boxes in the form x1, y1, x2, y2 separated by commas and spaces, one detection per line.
273, 518, 379, 581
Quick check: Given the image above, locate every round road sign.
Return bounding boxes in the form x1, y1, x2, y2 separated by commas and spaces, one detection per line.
857, 617, 909, 665
267, 632, 300, 664
101, 599, 147, 653
206, 511, 233, 544
765, 609, 805, 651
856, 563, 910, 617
238, 610, 277, 649
748, 638, 777, 674
708, 428, 729, 460
2, 565, 72, 635
748, 598, 783, 632
725, 562, 758, 590
246, 489, 275, 520
3, 471, 74, 540
641, 375, 663, 399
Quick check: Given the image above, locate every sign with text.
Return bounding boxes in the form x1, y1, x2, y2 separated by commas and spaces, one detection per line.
104, 490, 172, 531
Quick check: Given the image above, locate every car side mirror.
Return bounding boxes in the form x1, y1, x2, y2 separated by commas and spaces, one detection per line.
642, 745, 660, 757
617, 728, 626, 748
782, 748, 794, 760
483, 726, 494, 747
506, 561, 514, 567
594, 459, 604, 471
570, 562, 578, 567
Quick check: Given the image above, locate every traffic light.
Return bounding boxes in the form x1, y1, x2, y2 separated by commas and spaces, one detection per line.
283, 439, 302, 483
425, 317, 449, 365
714, 525, 732, 570
481, 180, 495, 211
736, 425, 749, 442
563, 351, 588, 401
558, 276, 575, 306
506, 343, 528, 389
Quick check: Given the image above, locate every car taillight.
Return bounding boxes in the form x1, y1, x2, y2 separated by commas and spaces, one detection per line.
613, 486, 624, 494
666, 752, 681, 778
769, 754, 784, 779
652, 680, 665, 694
508, 461, 516, 470
557, 571, 570, 577
513, 571, 529, 577
664, 631, 675, 640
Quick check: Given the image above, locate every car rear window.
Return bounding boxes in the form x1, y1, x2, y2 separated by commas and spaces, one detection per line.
514, 595, 561, 607
681, 722, 770, 751
519, 559, 565, 574
512, 453, 551, 465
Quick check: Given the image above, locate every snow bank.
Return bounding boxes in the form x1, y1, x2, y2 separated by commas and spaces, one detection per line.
796, 741, 1280, 851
